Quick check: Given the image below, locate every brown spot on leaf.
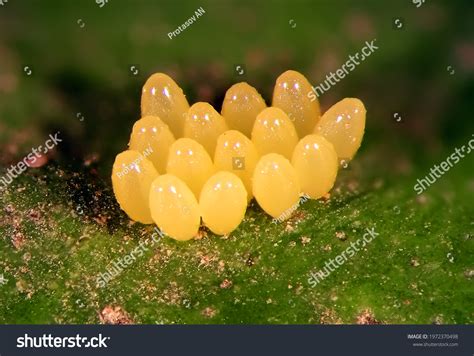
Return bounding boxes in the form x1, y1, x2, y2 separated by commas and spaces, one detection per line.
12, 232, 25, 250
99, 305, 133, 324
410, 258, 420, 267
220, 279, 233, 289
356, 309, 382, 325
27, 209, 41, 222
201, 307, 217, 318
319, 308, 343, 324
245, 254, 257, 267
284, 222, 294, 232
194, 229, 208, 240
301, 236, 311, 245
197, 251, 217, 268
159, 282, 184, 305
335, 231, 347, 241
5, 204, 15, 214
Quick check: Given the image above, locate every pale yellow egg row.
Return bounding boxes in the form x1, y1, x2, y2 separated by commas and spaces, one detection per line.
112, 71, 366, 241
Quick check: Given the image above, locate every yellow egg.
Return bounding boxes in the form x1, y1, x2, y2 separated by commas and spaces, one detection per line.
272, 70, 321, 137
252, 153, 301, 219
251, 107, 299, 160
166, 138, 214, 198
112, 150, 158, 224
149, 174, 200, 241
291, 134, 338, 199
221, 82, 267, 137
141, 73, 190, 137
314, 98, 366, 160
128, 116, 175, 174
183, 102, 228, 157
214, 130, 259, 201
199, 171, 247, 235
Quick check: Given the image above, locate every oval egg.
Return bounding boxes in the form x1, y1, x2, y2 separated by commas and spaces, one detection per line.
251, 107, 299, 160
292, 134, 338, 199
149, 174, 201, 241
129, 115, 175, 174
221, 82, 267, 137
252, 153, 301, 219
272, 70, 321, 137
141, 72, 190, 137
166, 138, 215, 198
199, 171, 247, 235
112, 150, 159, 224
314, 98, 366, 160
183, 102, 228, 157
214, 130, 259, 200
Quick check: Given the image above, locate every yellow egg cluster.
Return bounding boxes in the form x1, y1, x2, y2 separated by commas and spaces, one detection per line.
112, 71, 366, 241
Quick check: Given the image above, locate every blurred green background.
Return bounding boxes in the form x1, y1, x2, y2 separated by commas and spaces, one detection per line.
0, 0, 473, 324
